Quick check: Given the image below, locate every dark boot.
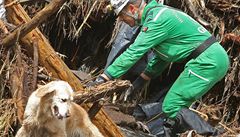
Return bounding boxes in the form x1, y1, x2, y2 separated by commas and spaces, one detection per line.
163, 108, 223, 137
163, 118, 180, 137
175, 108, 222, 136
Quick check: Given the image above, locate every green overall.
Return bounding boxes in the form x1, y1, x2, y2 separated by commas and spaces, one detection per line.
104, 0, 229, 118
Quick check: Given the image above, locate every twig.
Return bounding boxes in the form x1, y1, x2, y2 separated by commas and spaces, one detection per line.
74, 0, 98, 38
221, 33, 240, 45
0, 51, 10, 75
145, 112, 164, 124
190, 108, 237, 134
189, 108, 208, 121
4, 0, 19, 8
219, 122, 236, 134
32, 37, 39, 90
184, 0, 210, 28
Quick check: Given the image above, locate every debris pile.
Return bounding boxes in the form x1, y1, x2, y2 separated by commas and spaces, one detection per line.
0, 0, 239, 136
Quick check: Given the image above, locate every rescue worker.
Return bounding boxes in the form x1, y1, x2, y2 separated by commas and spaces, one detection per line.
103, 0, 164, 101
91, 0, 229, 136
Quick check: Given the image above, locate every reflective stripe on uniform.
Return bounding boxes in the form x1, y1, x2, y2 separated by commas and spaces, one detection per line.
153, 7, 167, 21
188, 69, 209, 82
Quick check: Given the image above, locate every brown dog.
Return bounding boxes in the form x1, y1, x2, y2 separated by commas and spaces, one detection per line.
15, 80, 103, 137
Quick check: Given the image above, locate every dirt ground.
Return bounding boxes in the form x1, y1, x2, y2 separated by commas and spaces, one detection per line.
103, 105, 156, 137
103, 105, 135, 124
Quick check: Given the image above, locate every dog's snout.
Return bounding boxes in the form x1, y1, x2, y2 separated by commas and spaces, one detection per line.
66, 110, 70, 117
53, 105, 58, 114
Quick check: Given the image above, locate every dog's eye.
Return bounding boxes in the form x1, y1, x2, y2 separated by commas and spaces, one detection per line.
61, 99, 67, 102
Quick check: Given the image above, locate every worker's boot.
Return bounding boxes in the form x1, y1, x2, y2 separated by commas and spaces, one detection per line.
163, 118, 180, 137
163, 108, 223, 137
165, 108, 223, 137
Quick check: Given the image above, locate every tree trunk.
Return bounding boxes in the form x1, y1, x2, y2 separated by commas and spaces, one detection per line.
4, 1, 124, 136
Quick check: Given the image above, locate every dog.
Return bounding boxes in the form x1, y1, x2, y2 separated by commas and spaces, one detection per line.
15, 80, 104, 137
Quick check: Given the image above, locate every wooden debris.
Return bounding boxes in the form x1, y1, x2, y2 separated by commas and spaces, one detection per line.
222, 33, 240, 45
9, 44, 26, 123
32, 37, 38, 90
74, 80, 131, 104
0, 19, 8, 34
74, 80, 131, 120
183, 0, 210, 28
4, 0, 83, 91
4, 0, 19, 8
0, 0, 239, 136
0, 99, 18, 136
1, 0, 69, 49
88, 99, 105, 119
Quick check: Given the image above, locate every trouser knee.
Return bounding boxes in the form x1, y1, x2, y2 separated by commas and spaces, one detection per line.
162, 101, 179, 119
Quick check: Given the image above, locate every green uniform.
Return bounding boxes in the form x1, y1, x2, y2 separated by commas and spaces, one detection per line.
104, 0, 229, 118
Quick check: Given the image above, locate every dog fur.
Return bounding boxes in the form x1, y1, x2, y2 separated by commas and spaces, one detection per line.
15, 80, 103, 137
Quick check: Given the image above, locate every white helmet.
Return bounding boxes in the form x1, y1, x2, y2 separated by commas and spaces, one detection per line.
110, 0, 130, 15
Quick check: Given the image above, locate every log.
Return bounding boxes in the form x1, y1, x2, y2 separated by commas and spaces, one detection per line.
4, 1, 124, 136
74, 80, 130, 119
74, 80, 131, 104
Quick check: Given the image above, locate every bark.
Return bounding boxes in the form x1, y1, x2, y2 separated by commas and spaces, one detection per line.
4, 0, 124, 136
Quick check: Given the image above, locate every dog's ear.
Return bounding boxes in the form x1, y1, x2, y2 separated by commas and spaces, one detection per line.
35, 85, 56, 98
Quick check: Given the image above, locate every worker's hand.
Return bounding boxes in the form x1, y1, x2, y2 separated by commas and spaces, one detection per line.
123, 75, 148, 101
86, 75, 108, 87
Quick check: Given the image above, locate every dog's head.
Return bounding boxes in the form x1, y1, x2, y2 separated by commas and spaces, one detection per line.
35, 81, 74, 120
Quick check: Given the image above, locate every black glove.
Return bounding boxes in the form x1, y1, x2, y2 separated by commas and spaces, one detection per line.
86, 75, 107, 87
124, 76, 148, 101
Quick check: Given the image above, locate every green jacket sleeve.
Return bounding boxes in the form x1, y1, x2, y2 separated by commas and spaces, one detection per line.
144, 55, 169, 78
104, 17, 168, 79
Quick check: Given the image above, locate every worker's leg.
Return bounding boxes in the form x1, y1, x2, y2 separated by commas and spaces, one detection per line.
162, 44, 229, 136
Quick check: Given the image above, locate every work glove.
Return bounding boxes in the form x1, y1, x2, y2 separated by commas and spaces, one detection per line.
123, 76, 148, 101
86, 75, 107, 87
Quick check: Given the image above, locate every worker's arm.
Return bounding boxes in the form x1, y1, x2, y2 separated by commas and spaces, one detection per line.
143, 55, 170, 79
104, 18, 169, 79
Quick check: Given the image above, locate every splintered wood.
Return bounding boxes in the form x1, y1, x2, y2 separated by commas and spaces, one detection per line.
74, 80, 131, 104
0, 20, 8, 34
